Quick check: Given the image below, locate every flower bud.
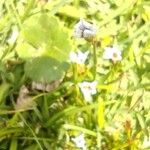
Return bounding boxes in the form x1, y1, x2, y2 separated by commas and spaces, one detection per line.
74, 19, 97, 40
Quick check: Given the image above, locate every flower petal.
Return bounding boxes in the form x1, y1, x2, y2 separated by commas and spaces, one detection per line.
103, 46, 122, 61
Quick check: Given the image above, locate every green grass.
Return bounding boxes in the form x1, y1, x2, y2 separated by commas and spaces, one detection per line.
0, 0, 150, 149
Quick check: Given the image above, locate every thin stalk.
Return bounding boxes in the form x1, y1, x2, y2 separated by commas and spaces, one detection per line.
93, 40, 97, 80
72, 63, 78, 84
18, 113, 43, 150
9, 1, 22, 29
10, 97, 43, 150
43, 92, 49, 119
72, 63, 82, 104
63, 124, 97, 137
74, 0, 80, 8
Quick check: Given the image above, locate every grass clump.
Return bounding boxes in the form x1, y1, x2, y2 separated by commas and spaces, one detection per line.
0, 0, 150, 149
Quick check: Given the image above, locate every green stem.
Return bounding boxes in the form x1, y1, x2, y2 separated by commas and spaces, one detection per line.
74, 0, 80, 8
72, 63, 77, 84
9, 1, 22, 29
72, 63, 82, 104
43, 92, 49, 119
63, 124, 97, 137
93, 40, 97, 80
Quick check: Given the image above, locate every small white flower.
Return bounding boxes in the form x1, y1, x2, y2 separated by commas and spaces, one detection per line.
72, 133, 86, 150
105, 126, 117, 134
78, 81, 97, 102
8, 26, 19, 45
103, 46, 122, 62
69, 51, 89, 65
142, 137, 150, 149
74, 19, 97, 39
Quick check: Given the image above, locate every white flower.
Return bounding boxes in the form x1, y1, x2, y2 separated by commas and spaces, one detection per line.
142, 137, 150, 149
103, 46, 122, 62
105, 126, 117, 135
69, 51, 89, 65
78, 81, 97, 102
74, 19, 97, 39
8, 26, 19, 45
72, 133, 86, 150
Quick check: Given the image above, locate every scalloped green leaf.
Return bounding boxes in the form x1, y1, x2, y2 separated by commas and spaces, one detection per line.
16, 13, 71, 62
25, 57, 69, 83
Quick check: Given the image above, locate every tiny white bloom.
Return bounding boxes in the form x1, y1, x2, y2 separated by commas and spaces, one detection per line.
74, 19, 97, 39
70, 51, 89, 65
72, 133, 86, 150
103, 46, 122, 62
142, 137, 150, 149
78, 81, 97, 102
105, 126, 117, 134
8, 26, 19, 45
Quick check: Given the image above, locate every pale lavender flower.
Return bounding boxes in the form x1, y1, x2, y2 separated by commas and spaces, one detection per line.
72, 133, 87, 150
103, 45, 122, 62
74, 19, 97, 39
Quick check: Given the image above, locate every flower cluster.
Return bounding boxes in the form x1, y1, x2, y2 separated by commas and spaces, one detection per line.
72, 20, 122, 103
73, 19, 122, 62
74, 19, 97, 40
